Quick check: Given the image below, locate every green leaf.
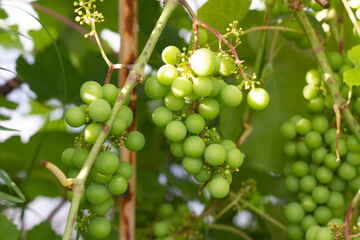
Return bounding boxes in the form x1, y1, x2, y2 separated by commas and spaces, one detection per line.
26, 221, 61, 240
0, 125, 19, 132
347, 45, 360, 66
0, 213, 22, 240
0, 94, 18, 110
343, 66, 360, 88
0, 170, 25, 201
0, 192, 24, 203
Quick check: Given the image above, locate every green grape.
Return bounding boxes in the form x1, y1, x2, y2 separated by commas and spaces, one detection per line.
88, 217, 111, 239
88, 99, 112, 122
170, 141, 185, 158
162, 46, 181, 65
193, 76, 213, 97
86, 184, 109, 205
324, 153, 340, 169
91, 198, 114, 215
115, 161, 134, 180
306, 69, 322, 86
326, 191, 344, 209
102, 83, 118, 105
315, 166, 333, 184
314, 227, 332, 240
220, 85, 243, 107
347, 135, 360, 153
281, 121, 297, 139
303, 85, 319, 100
110, 115, 127, 135
301, 215, 317, 232
339, 64, 353, 77
305, 225, 321, 240
118, 106, 133, 128
285, 202, 305, 224
338, 162, 357, 180
80, 81, 103, 104
295, 35, 311, 49
182, 156, 203, 175
183, 90, 199, 102
90, 169, 112, 184
94, 151, 119, 175
329, 176, 346, 192
153, 221, 170, 237
164, 92, 185, 111
85, 123, 102, 144
157, 64, 179, 86
218, 56, 236, 76
158, 203, 175, 218
287, 225, 304, 240
196, 28, 208, 45
301, 195, 317, 212
309, 163, 319, 176
311, 147, 327, 164
108, 175, 128, 195
326, 51, 343, 71
183, 136, 205, 157
292, 161, 309, 177
312, 116, 329, 134
285, 175, 299, 193
304, 131, 322, 149
308, 97, 325, 113
246, 88, 270, 110
284, 141, 297, 157
347, 152, 360, 166
204, 143, 226, 166
189, 48, 217, 76
328, 218, 344, 227
72, 148, 90, 169
165, 121, 187, 142
125, 131, 145, 151
311, 186, 330, 204
61, 148, 75, 168
209, 77, 221, 97
152, 106, 173, 128
225, 148, 243, 169
331, 139, 348, 157
314, 206, 332, 224
145, 76, 169, 99
198, 98, 220, 120
194, 168, 211, 182
341, 85, 350, 99
171, 77, 192, 98
65, 107, 86, 128
299, 175, 317, 193
220, 139, 237, 151
324, 129, 337, 145
349, 176, 360, 190
296, 118, 312, 135
208, 178, 230, 198
296, 141, 310, 157
185, 114, 205, 134
281, 20, 302, 40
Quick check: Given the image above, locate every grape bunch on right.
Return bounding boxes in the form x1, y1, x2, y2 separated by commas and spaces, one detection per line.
281, 50, 360, 240
144, 28, 270, 199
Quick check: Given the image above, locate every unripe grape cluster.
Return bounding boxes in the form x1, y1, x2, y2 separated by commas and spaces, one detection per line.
281, 52, 360, 240
145, 30, 270, 198
62, 81, 145, 239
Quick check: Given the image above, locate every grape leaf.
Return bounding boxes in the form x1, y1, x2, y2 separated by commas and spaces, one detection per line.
0, 213, 22, 240
26, 221, 61, 240
347, 45, 360, 66
343, 66, 360, 88
0, 125, 19, 132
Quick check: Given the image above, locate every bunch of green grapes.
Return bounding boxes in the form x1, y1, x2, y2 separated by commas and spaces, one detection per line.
144, 31, 270, 199
281, 52, 360, 240
62, 81, 145, 239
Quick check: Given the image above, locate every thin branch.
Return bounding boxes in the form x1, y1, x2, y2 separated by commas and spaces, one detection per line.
209, 223, 252, 240
236, 121, 253, 147
41, 161, 73, 187
333, 103, 341, 161
198, 179, 210, 195
315, 0, 330, 8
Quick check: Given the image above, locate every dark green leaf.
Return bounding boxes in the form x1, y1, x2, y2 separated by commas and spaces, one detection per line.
26, 221, 61, 240
343, 66, 360, 88
0, 213, 22, 240
0, 125, 19, 132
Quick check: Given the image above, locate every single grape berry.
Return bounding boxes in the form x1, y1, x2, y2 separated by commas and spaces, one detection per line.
225, 148, 244, 169
281, 121, 297, 139
125, 131, 145, 151
247, 88, 270, 110
80, 81, 103, 104
204, 143, 226, 166
198, 28, 208, 45
198, 98, 220, 120
102, 83, 118, 105
91, 198, 114, 215
88, 99, 112, 122
221, 85, 243, 107
164, 92, 185, 111
145, 76, 169, 99
182, 156, 203, 175
218, 56, 236, 76
94, 151, 119, 175
61, 148, 75, 168
118, 106, 133, 128
162, 46, 181, 65
193, 76, 213, 97
152, 106, 173, 128
84, 123, 102, 144
171, 77, 192, 97
194, 168, 211, 182
165, 121, 187, 142
110, 115, 127, 135
65, 106, 86, 128
86, 183, 109, 205
284, 202, 304, 224
190, 48, 217, 76
88, 217, 111, 239
107, 175, 128, 195
306, 69, 322, 86
72, 148, 90, 169
115, 161, 134, 180
183, 136, 206, 157
157, 64, 179, 86
208, 177, 230, 198
185, 114, 205, 134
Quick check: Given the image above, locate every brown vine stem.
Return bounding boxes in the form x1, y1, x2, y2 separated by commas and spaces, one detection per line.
341, 0, 360, 38
315, 0, 330, 9
293, 5, 360, 240
198, 179, 210, 195
179, 0, 247, 79
208, 224, 252, 240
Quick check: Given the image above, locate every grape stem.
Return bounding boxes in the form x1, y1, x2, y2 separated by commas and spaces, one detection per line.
178, 0, 248, 80
41, 161, 73, 187
61, 1, 179, 239
198, 179, 210, 195
208, 224, 252, 240
333, 104, 341, 161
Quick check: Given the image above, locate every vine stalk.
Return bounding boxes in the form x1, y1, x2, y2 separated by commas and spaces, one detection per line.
61, 1, 179, 239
